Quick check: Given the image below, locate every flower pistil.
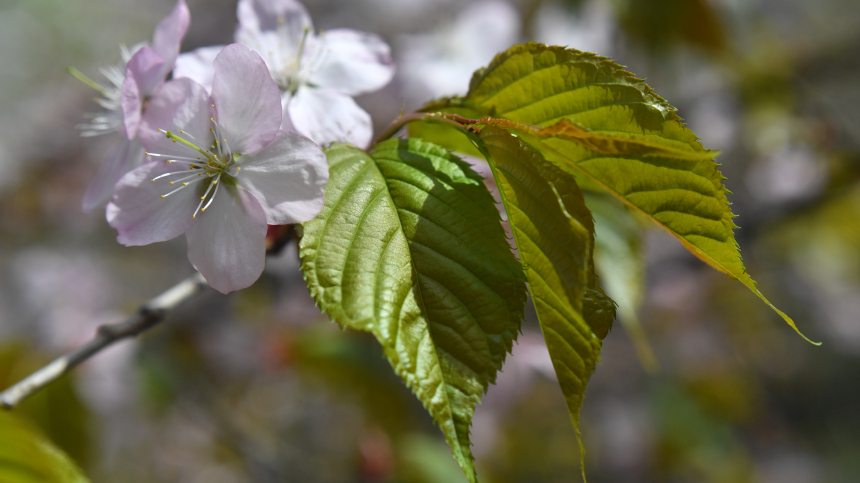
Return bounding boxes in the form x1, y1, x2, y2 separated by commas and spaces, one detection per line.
146, 114, 243, 218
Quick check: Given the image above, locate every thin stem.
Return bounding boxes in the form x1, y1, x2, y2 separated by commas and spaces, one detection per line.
371, 112, 427, 147
371, 111, 484, 149
0, 272, 208, 409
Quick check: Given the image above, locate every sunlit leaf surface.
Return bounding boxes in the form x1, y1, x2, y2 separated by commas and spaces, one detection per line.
0, 412, 90, 483
299, 139, 527, 482
417, 43, 812, 343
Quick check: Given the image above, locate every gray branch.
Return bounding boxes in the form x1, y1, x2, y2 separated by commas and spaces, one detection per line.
0, 272, 209, 409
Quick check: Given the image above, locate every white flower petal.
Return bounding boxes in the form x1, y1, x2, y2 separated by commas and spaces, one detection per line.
288, 87, 373, 148
107, 160, 199, 246
235, 29, 292, 83
185, 185, 267, 294
309, 29, 395, 96
173, 45, 223, 93
236, 0, 312, 40
120, 73, 142, 140
139, 78, 211, 158
237, 131, 328, 224
151, 0, 191, 78
83, 137, 145, 212
211, 44, 282, 154
279, 91, 295, 131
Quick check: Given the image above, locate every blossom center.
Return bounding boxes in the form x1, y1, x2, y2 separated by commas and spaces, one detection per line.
145, 113, 241, 219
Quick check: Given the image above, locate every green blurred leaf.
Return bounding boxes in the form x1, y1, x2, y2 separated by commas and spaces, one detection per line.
0, 411, 90, 483
415, 43, 812, 343
588, 192, 658, 372
397, 434, 469, 483
477, 126, 603, 474
0, 344, 91, 467
653, 383, 756, 483
299, 139, 527, 482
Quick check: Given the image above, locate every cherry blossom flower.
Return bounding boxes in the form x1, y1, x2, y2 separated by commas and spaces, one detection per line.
72, 0, 190, 211
107, 44, 328, 294
174, 0, 394, 149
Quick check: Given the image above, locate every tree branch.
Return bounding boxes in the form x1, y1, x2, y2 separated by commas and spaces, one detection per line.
0, 272, 209, 409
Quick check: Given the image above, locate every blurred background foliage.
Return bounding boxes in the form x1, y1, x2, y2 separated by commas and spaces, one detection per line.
1, 0, 859, 481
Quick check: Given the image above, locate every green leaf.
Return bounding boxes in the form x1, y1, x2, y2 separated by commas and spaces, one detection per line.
477, 126, 603, 477
0, 343, 92, 466
0, 412, 90, 483
418, 43, 813, 343
587, 192, 658, 373
298, 139, 527, 483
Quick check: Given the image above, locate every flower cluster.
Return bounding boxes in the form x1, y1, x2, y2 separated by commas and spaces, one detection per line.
73, 0, 394, 293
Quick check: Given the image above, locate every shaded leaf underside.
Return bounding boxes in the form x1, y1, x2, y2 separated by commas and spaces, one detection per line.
479, 126, 603, 475
299, 139, 526, 482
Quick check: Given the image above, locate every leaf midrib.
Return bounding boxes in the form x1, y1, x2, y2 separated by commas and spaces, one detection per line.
526, 133, 743, 279
365, 151, 475, 462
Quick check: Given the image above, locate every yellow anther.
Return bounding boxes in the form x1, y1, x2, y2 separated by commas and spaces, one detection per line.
192, 215, 196, 218
212, 181, 218, 185
223, 139, 226, 143
236, 167, 241, 171
201, 196, 205, 200
169, 181, 175, 185
201, 208, 206, 212
182, 182, 188, 186
151, 179, 155, 182
160, 195, 165, 199
180, 130, 185, 134
211, 104, 214, 107
172, 139, 177, 143
210, 117, 214, 121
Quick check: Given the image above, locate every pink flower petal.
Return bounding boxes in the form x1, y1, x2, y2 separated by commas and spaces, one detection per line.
279, 91, 295, 131
107, 160, 200, 246
83, 137, 146, 212
173, 45, 223, 93
309, 29, 395, 96
288, 87, 373, 148
236, 0, 311, 40
139, 78, 211, 158
237, 131, 328, 224
211, 44, 282, 154
185, 185, 268, 293
121, 74, 142, 140
125, 46, 166, 98
152, 0, 191, 76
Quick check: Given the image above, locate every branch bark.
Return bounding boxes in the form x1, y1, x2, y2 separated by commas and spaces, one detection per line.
0, 272, 209, 409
